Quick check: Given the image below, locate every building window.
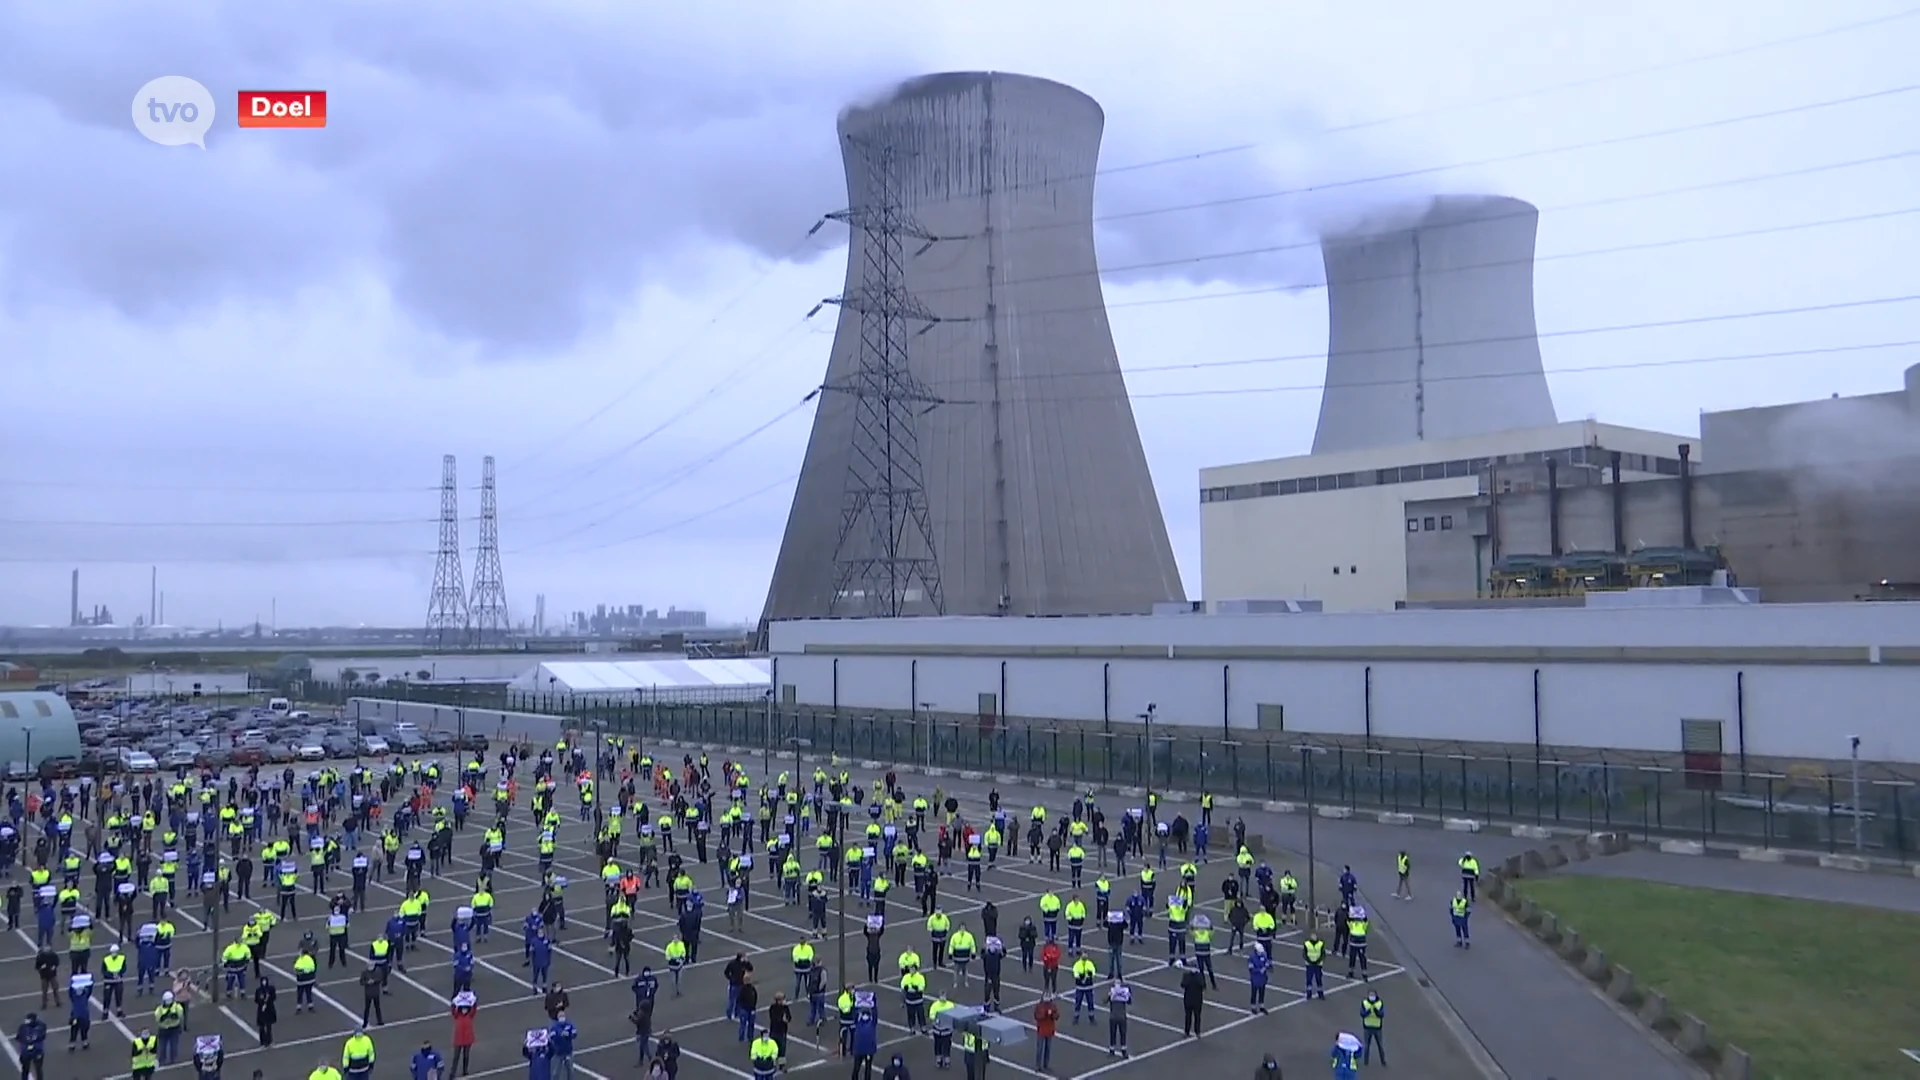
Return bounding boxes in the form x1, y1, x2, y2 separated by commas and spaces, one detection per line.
1332, 566, 1341, 575
1349, 565, 1358, 574
32, 701, 50, 716
1423, 517, 1436, 531
1376, 468, 1396, 485
1256, 704, 1285, 731
0, 702, 14, 719
1440, 515, 1453, 530
1258, 481, 1280, 497
1407, 518, 1419, 532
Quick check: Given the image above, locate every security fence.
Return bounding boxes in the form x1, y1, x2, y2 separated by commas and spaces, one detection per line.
312, 682, 1919, 862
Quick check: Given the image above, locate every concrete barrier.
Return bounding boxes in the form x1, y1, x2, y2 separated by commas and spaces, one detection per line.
1316, 805, 1353, 820
1034, 779, 1060, 790
1737, 847, 1784, 863
1116, 786, 1145, 798
1213, 796, 1243, 809
1262, 801, 1299, 814
1376, 812, 1415, 826
1818, 853, 1871, 872
1510, 824, 1552, 840
861, 760, 884, 770
957, 771, 985, 781
1442, 817, 1482, 833
1657, 839, 1705, 856
1163, 790, 1192, 802
1497, 839, 1753, 1077
924, 768, 947, 778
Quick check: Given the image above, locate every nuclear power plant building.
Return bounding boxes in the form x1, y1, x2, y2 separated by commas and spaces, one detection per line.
1313, 195, 1560, 454
762, 72, 1185, 624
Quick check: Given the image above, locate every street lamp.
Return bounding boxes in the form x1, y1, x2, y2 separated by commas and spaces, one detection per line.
1849, 735, 1864, 851
1299, 744, 1329, 927
762, 690, 775, 780
1137, 703, 1157, 792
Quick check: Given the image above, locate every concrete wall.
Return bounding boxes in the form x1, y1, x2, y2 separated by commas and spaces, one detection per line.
311, 655, 533, 683
1701, 366, 1920, 473
1407, 465, 1920, 602
767, 607, 1920, 763
345, 697, 569, 747
124, 671, 252, 697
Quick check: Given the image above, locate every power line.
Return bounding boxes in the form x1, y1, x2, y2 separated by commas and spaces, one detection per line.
501, 232, 830, 477
906, 82, 1920, 265
504, 316, 815, 512
0, 471, 803, 565
8, 294, 1915, 531
922, 201, 1920, 338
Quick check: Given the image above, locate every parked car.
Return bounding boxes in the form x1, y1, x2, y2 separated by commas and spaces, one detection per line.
195, 747, 233, 769
163, 744, 199, 769
227, 747, 266, 767
118, 749, 159, 773
390, 732, 429, 754
423, 731, 457, 751
295, 743, 326, 762
360, 735, 390, 756
264, 743, 298, 764
322, 735, 359, 758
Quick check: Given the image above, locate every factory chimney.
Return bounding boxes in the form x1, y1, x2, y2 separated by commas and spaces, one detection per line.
69, 569, 80, 627
150, 567, 158, 628
1546, 458, 1562, 556
1609, 451, 1626, 554
1678, 443, 1695, 550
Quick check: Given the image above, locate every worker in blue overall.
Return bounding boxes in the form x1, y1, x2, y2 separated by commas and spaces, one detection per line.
1331, 1031, 1362, 1079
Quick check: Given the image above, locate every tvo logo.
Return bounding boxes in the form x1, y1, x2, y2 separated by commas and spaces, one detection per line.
132, 76, 216, 148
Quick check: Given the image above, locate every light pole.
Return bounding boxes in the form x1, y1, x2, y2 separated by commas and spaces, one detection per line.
762, 690, 774, 780
1300, 744, 1328, 927
1137, 704, 1157, 793
1849, 735, 1864, 851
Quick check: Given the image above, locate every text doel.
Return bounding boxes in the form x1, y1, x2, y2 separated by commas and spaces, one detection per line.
237, 90, 328, 128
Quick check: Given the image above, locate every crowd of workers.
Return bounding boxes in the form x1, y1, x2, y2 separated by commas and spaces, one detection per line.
0, 727, 1486, 1078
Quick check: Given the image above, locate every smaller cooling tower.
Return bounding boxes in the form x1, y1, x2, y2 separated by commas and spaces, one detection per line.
1312, 195, 1558, 454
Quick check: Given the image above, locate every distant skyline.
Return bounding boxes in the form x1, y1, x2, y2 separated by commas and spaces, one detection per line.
3, 2, 1918, 626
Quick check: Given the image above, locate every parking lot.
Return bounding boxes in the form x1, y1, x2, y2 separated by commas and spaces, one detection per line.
2, 739, 1481, 1078
66, 693, 485, 776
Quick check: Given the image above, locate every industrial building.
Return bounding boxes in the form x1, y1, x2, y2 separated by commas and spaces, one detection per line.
1314, 195, 1559, 454
1402, 363, 1920, 605
0, 691, 82, 769
765, 603, 1920, 765
762, 72, 1184, 626
1201, 420, 1696, 611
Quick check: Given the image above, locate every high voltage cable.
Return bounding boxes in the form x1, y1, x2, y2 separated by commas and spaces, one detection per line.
903, 82, 1920, 262
9, 293, 1916, 529
916, 201, 1920, 334
502, 232, 830, 477
0, 472, 804, 565
8, 329, 1914, 537
504, 316, 814, 512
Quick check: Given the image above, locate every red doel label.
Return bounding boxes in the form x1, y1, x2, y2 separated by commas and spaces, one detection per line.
237, 91, 327, 128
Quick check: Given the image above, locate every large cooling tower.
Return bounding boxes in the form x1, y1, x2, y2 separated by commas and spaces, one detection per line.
762, 72, 1185, 623
1312, 195, 1559, 454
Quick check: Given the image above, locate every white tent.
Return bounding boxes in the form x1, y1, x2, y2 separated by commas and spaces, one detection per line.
508, 657, 771, 702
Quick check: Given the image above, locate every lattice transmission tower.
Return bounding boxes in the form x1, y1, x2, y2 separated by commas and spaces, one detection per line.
818, 134, 947, 618
466, 455, 512, 646
424, 454, 468, 648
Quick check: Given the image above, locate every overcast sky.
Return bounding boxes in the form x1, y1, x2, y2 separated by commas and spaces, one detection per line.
2, 1, 1917, 630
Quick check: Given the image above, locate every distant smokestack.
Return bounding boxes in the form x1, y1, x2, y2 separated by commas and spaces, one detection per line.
159, 592, 165, 627
1313, 196, 1559, 453
69, 569, 79, 627
1609, 451, 1626, 554
150, 567, 158, 628
1678, 443, 1695, 549
1546, 457, 1562, 557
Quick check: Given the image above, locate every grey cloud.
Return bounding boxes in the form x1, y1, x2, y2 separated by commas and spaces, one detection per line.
0, 2, 1451, 354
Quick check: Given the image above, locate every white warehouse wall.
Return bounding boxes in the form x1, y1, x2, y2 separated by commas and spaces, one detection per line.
768, 606, 1920, 764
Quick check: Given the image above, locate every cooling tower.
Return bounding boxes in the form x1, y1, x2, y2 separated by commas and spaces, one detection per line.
762, 72, 1185, 622
1311, 195, 1559, 454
